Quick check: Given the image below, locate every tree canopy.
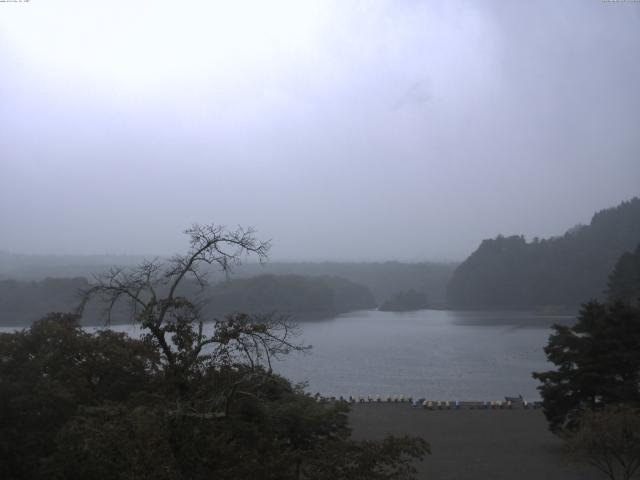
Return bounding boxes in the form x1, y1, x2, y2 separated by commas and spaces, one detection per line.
533, 301, 640, 433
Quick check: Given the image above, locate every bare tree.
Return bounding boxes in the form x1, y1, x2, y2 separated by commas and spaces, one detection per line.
77, 224, 308, 411
566, 407, 640, 480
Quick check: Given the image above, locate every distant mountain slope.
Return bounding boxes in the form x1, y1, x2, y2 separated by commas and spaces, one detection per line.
447, 198, 640, 309
201, 274, 375, 319
0, 252, 145, 281
0, 274, 376, 326
0, 254, 457, 305
224, 262, 457, 305
0, 277, 91, 326
607, 243, 640, 305
379, 289, 428, 312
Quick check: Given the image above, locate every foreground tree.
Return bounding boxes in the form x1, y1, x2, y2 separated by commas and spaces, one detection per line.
534, 251, 640, 479
1, 224, 429, 480
78, 224, 272, 368
77, 225, 300, 409
0, 313, 160, 479
566, 407, 640, 480
533, 301, 640, 433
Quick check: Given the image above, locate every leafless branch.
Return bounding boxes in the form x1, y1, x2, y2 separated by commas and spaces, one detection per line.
76, 223, 271, 371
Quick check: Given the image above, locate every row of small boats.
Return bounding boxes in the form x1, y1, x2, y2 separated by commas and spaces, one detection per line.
312, 393, 543, 409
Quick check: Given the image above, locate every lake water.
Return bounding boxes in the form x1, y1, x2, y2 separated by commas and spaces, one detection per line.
2, 309, 574, 401
272, 309, 571, 401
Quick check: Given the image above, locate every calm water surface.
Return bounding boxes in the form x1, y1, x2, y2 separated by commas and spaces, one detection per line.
2, 310, 574, 401
272, 309, 571, 401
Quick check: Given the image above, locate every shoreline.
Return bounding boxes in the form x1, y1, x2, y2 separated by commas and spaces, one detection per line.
0, 306, 578, 329
314, 394, 542, 408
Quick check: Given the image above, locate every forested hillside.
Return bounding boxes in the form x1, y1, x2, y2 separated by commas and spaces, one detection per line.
0, 252, 145, 280
447, 198, 640, 309
0, 255, 456, 305
0, 277, 92, 326
226, 262, 456, 305
607, 243, 640, 305
0, 274, 375, 326
379, 289, 429, 312
200, 274, 375, 319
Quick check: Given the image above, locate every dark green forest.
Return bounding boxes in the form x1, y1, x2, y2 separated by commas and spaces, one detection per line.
447, 198, 640, 310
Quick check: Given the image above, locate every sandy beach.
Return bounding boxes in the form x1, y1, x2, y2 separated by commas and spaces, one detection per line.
349, 403, 602, 480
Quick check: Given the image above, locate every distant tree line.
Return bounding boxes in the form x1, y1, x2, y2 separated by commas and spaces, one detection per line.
201, 274, 376, 319
0, 253, 458, 306
0, 274, 376, 326
379, 289, 428, 312
231, 262, 456, 306
448, 198, 640, 309
0, 277, 93, 326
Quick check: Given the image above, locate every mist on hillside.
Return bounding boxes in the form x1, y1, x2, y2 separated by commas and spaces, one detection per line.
1, 1, 638, 262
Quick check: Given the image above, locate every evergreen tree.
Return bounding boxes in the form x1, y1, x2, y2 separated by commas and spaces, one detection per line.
533, 301, 640, 432
608, 244, 640, 305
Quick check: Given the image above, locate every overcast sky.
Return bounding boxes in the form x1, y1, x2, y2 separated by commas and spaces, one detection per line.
1, 0, 639, 261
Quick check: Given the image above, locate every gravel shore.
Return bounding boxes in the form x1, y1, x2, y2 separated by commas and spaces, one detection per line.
349, 403, 602, 480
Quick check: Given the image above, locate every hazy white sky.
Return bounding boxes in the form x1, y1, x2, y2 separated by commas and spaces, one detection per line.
1, 0, 639, 261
